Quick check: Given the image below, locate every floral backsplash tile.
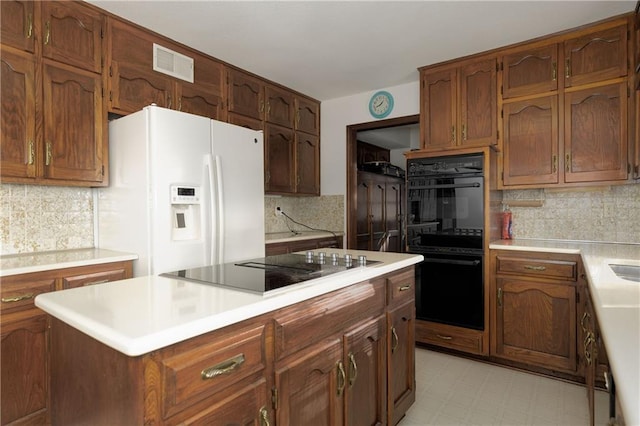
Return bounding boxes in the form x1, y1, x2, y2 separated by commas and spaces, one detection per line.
2, 182, 638, 255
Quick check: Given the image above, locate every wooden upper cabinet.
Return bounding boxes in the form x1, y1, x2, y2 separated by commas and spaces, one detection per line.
265, 85, 294, 127
295, 96, 320, 135
422, 68, 456, 150
265, 124, 295, 194
1, 0, 36, 52
1, 47, 36, 179
295, 132, 320, 195
564, 24, 627, 88
178, 52, 225, 120
502, 95, 559, 186
109, 60, 173, 112
41, 1, 103, 73
42, 62, 104, 183
564, 82, 628, 183
227, 68, 264, 120
502, 44, 559, 99
421, 58, 497, 150
459, 59, 497, 147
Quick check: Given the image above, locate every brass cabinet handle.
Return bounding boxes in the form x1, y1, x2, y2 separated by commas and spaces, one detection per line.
584, 332, 594, 366
201, 354, 245, 380
391, 326, 399, 353
436, 334, 453, 340
44, 21, 51, 45
178, 97, 182, 111
552, 155, 557, 173
552, 62, 557, 81
26, 13, 33, 38
84, 279, 109, 286
259, 100, 265, 113
462, 124, 467, 141
451, 126, 456, 142
580, 311, 591, 333
336, 361, 346, 396
266, 102, 271, 115
27, 140, 35, 165
348, 353, 358, 387
167, 95, 172, 109
45, 142, 52, 166
566, 153, 571, 172
524, 265, 546, 272
565, 58, 571, 78
2, 293, 35, 303
398, 284, 411, 292
497, 288, 503, 307
295, 110, 300, 126
259, 406, 270, 426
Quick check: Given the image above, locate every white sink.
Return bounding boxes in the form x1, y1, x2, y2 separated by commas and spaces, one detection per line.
608, 263, 640, 283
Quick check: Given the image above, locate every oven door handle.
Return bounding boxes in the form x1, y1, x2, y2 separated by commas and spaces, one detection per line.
409, 182, 481, 190
422, 258, 481, 266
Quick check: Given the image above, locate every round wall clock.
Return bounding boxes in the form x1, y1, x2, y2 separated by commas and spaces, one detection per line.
368, 91, 394, 119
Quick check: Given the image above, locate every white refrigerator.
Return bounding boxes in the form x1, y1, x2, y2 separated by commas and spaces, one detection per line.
97, 105, 265, 277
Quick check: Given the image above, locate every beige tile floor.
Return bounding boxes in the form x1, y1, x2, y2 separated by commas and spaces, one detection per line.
400, 348, 610, 425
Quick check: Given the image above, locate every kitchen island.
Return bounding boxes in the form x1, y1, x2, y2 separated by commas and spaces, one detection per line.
490, 239, 640, 426
35, 249, 422, 425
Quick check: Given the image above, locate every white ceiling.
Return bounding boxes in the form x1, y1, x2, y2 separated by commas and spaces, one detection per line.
88, 0, 635, 102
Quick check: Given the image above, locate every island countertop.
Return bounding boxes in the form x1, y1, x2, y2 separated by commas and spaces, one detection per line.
35, 249, 422, 358
490, 239, 640, 426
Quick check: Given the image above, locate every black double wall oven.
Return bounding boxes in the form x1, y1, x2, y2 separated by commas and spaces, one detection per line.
407, 153, 485, 331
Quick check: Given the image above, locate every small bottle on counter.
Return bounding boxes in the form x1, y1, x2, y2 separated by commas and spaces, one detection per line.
501, 205, 513, 240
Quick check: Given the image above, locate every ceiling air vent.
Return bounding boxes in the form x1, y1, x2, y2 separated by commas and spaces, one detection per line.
153, 43, 194, 83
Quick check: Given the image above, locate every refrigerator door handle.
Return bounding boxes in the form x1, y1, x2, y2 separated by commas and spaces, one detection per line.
212, 154, 225, 265
205, 154, 217, 266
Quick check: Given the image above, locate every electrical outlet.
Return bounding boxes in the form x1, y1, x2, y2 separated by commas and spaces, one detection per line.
275, 206, 283, 216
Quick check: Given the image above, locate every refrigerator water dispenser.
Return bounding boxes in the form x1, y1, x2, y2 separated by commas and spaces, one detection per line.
170, 185, 201, 241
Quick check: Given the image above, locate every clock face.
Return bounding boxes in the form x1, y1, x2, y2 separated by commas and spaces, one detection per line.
369, 91, 393, 118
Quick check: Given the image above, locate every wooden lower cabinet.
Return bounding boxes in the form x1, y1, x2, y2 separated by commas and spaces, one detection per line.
0, 260, 133, 426
490, 250, 580, 374
46, 266, 416, 425
265, 235, 343, 256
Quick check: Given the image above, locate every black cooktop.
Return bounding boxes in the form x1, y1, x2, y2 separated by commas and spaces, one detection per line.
161, 253, 379, 294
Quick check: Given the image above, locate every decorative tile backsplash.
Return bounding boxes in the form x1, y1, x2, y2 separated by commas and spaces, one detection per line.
1, 183, 637, 255
503, 184, 640, 243
1, 184, 94, 255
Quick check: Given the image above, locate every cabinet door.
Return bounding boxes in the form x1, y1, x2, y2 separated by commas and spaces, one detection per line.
227, 69, 263, 120
275, 338, 344, 426
42, 63, 104, 183
1, 47, 36, 179
422, 69, 456, 149
357, 179, 372, 250
265, 85, 294, 128
178, 83, 225, 120
344, 316, 386, 426
502, 95, 559, 186
265, 124, 295, 194
493, 278, 577, 372
176, 379, 269, 426
388, 302, 415, 426
502, 45, 559, 98
109, 61, 173, 114
1, 312, 48, 425
564, 24, 627, 88
385, 182, 403, 252
459, 58, 497, 147
41, 1, 103, 73
295, 96, 320, 135
564, 82, 628, 183
295, 132, 320, 195
227, 112, 263, 131
1, 0, 35, 52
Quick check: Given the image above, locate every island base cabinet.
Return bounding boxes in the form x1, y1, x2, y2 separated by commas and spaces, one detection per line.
388, 302, 416, 426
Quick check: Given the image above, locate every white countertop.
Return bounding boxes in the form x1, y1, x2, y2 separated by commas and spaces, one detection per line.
490, 239, 640, 426
265, 231, 343, 244
0, 248, 138, 277
35, 249, 422, 357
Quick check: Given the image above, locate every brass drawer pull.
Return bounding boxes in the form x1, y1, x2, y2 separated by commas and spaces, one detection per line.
391, 326, 399, 353
348, 353, 358, 387
201, 354, 245, 380
524, 265, 546, 272
399, 284, 411, 292
336, 361, 346, 396
259, 406, 270, 426
436, 334, 453, 340
85, 279, 109, 286
2, 293, 35, 303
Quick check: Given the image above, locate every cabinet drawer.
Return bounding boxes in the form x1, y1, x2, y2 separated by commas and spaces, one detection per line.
496, 255, 577, 281
1, 276, 55, 314
387, 268, 415, 307
160, 323, 266, 419
273, 279, 385, 360
62, 268, 128, 289
416, 320, 484, 355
